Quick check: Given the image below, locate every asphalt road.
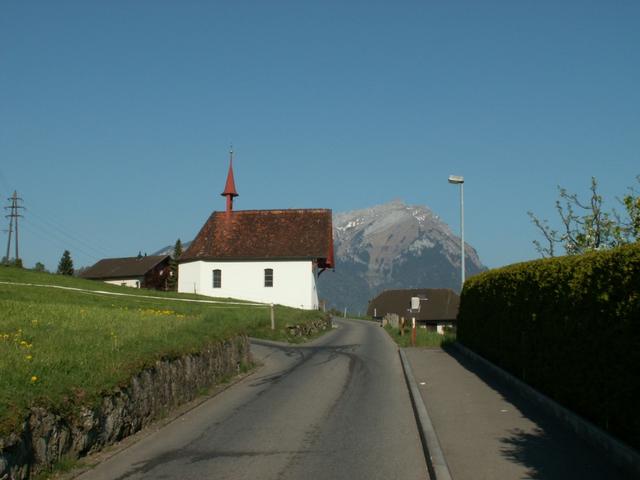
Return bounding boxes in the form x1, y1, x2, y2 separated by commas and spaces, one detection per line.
77, 318, 428, 480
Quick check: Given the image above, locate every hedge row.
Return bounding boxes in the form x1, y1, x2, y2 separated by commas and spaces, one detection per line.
458, 242, 640, 450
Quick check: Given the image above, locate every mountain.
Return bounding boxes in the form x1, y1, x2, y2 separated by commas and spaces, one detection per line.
153, 241, 192, 257
316, 200, 485, 313
154, 200, 486, 313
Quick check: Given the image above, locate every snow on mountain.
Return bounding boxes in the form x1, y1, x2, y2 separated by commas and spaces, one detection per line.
317, 199, 485, 313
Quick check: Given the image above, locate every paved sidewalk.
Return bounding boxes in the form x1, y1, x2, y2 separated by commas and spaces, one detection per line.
403, 346, 635, 480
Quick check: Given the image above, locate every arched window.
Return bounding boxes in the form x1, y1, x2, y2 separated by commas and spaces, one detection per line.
264, 268, 273, 287
212, 269, 222, 288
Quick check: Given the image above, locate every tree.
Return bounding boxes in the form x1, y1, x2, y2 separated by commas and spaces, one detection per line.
529, 176, 640, 257
2, 257, 22, 268
57, 250, 74, 276
616, 175, 640, 242
34, 262, 46, 272
167, 239, 183, 291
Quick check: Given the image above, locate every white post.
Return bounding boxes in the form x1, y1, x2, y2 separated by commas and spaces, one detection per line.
460, 182, 465, 288
411, 316, 416, 346
270, 303, 275, 330
344, 307, 347, 318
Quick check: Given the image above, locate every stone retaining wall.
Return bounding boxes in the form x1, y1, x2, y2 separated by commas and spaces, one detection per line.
285, 316, 332, 337
0, 336, 251, 480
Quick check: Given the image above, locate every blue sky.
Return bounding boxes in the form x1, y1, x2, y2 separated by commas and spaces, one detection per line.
1, 1, 638, 271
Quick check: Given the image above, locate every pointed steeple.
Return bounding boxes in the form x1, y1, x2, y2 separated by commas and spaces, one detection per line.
221, 147, 239, 212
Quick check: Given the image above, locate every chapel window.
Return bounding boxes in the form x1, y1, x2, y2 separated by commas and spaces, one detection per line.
212, 269, 222, 288
264, 268, 273, 287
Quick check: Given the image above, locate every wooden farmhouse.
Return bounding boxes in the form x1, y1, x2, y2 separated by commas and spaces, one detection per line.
367, 288, 459, 333
81, 255, 171, 290
178, 152, 334, 309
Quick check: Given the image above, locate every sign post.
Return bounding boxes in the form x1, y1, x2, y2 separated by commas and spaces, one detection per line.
411, 316, 416, 346
409, 296, 428, 346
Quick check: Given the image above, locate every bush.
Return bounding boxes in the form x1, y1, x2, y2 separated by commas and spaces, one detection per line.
458, 243, 640, 450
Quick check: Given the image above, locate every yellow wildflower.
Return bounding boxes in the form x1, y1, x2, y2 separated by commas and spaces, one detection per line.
25, 355, 33, 361
30, 376, 38, 383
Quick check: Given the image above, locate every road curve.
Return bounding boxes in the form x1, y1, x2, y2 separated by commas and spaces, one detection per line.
76, 318, 429, 480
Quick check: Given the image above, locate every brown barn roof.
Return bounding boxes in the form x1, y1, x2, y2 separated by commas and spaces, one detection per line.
367, 288, 459, 322
180, 209, 334, 267
81, 255, 170, 280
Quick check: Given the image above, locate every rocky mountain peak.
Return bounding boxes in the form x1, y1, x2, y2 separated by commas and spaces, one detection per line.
318, 199, 485, 312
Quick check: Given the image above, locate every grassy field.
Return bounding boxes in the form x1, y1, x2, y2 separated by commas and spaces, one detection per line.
383, 324, 455, 348
0, 266, 328, 436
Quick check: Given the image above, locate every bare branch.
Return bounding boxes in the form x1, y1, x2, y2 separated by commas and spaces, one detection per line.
528, 175, 638, 257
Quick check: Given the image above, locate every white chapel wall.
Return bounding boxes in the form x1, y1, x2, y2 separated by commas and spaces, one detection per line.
178, 260, 318, 310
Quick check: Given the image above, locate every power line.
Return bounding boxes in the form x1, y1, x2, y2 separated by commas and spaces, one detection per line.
27, 197, 119, 257
0, 170, 117, 263
21, 218, 101, 264
4, 191, 24, 262
26, 206, 116, 259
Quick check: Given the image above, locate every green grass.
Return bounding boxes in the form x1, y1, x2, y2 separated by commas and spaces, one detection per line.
0, 266, 328, 436
383, 324, 456, 348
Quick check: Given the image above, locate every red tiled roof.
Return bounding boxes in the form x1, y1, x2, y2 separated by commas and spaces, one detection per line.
80, 255, 170, 280
181, 209, 334, 267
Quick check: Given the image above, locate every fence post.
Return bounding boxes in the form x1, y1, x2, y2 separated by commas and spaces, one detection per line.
270, 303, 275, 330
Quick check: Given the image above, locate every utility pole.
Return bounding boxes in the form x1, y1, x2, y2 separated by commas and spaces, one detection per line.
4, 217, 12, 263
4, 191, 24, 263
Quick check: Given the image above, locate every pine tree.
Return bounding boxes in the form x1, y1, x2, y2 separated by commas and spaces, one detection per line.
167, 239, 183, 291
174, 239, 183, 259
57, 250, 74, 276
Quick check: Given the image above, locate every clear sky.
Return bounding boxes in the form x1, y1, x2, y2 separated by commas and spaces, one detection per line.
1, 1, 638, 271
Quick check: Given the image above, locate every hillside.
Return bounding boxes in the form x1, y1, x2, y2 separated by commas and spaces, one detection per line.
0, 267, 326, 436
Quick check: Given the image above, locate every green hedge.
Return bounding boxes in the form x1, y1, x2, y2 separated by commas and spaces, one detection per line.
458, 243, 640, 450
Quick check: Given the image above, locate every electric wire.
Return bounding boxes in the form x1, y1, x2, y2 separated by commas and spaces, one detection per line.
26, 203, 116, 258
21, 218, 101, 264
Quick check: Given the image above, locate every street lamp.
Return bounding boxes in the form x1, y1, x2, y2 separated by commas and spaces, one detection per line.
448, 175, 465, 289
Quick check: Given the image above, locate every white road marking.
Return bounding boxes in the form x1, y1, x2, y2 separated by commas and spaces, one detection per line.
0, 280, 267, 307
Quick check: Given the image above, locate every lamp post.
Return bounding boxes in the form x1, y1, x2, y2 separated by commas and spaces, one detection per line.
448, 175, 465, 289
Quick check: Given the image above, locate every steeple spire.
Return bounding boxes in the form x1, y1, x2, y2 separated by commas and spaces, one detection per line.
221, 146, 239, 212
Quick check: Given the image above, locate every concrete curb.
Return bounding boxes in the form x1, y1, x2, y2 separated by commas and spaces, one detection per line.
399, 349, 453, 480
450, 341, 640, 477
